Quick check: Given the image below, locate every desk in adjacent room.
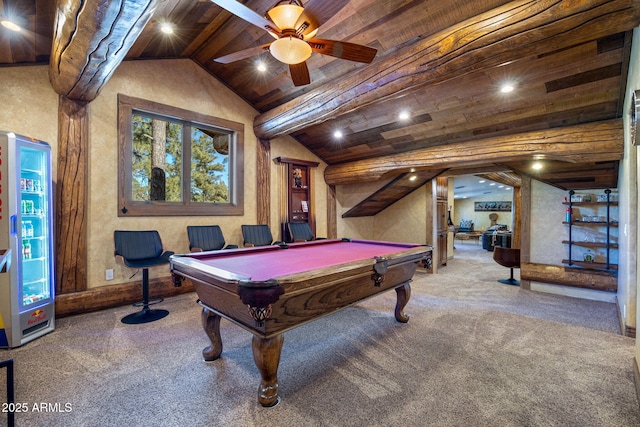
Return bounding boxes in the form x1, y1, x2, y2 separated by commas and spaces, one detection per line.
170, 238, 432, 407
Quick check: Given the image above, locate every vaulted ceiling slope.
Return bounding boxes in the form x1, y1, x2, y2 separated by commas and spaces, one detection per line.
1, 0, 638, 195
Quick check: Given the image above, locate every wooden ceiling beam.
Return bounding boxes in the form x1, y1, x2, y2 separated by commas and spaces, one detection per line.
324, 120, 623, 185
445, 165, 513, 176
253, 0, 640, 140
49, 0, 157, 102
476, 172, 522, 189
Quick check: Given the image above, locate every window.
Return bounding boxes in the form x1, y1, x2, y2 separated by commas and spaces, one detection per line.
118, 94, 244, 216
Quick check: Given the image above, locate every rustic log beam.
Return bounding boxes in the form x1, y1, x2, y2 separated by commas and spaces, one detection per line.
324, 120, 623, 185
56, 96, 88, 294
327, 185, 337, 239
518, 176, 532, 290
253, 0, 640, 139
521, 262, 617, 292
50, 1, 156, 294
55, 277, 194, 318
512, 182, 522, 250
476, 172, 522, 189
257, 138, 270, 225
446, 165, 513, 176
49, 0, 157, 102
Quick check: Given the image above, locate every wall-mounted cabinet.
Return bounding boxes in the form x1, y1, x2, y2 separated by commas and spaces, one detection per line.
276, 157, 319, 242
562, 189, 618, 273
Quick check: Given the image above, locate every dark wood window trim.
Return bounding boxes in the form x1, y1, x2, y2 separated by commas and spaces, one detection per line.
117, 94, 244, 216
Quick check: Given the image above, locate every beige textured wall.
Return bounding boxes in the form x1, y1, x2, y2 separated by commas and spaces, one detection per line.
0, 60, 329, 290
336, 181, 428, 244
0, 66, 58, 174
374, 186, 427, 244
336, 181, 381, 240
529, 180, 566, 265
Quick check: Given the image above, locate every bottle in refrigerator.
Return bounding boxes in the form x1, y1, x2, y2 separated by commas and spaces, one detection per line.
22, 240, 31, 260
24, 221, 33, 238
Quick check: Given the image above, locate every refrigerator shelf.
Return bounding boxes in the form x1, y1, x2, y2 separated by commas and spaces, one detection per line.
21, 256, 45, 263
21, 215, 45, 220
21, 235, 46, 240
20, 167, 44, 175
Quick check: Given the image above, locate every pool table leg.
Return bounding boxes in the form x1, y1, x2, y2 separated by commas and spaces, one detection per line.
252, 333, 284, 407
394, 283, 411, 323
201, 308, 223, 361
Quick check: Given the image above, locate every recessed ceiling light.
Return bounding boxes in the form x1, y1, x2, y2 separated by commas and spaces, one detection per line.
409, 175, 417, 181
398, 110, 410, 120
159, 22, 174, 34
500, 83, 515, 93
478, 180, 486, 183
1, 20, 21, 32
532, 162, 543, 170
256, 62, 267, 72
489, 182, 496, 186
333, 130, 343, 139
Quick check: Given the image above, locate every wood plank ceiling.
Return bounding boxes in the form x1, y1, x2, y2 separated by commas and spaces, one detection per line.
1, 0, 638, 216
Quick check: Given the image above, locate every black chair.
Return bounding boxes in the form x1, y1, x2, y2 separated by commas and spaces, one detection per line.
493, 246, 521, 286
287, 222, 324, 242
241, 225, 282, 247
114, 230, 174, 324
187, 225, 238, 252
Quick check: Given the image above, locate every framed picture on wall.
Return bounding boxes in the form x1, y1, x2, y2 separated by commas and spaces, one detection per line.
474, 201, 512, 212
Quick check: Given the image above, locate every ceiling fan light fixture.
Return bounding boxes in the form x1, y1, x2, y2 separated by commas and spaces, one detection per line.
269, 36, 311, 64
1, 19, 21, 32
267, 3, 304, 30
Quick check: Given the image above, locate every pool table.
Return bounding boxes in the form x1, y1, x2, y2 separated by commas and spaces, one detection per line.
170, 238, 432, 407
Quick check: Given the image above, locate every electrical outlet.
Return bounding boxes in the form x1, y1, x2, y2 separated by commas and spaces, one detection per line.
105, 269, 114, 280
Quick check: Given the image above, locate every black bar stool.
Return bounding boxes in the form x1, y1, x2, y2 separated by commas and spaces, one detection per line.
114, 230, 174, 324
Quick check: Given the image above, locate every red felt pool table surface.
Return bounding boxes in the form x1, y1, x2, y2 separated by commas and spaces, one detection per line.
181, 239, 422, 281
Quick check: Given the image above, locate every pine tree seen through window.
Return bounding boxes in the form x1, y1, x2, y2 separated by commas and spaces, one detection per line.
118, 95, 244, 216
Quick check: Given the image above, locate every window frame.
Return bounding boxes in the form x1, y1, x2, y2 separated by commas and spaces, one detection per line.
117, 94, 244, 216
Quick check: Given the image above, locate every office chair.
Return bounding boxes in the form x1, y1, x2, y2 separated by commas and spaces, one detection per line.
241, 225, 282, 247
187, 225, 238, 252
287, 222, 324, 242
114, 230, 174, 324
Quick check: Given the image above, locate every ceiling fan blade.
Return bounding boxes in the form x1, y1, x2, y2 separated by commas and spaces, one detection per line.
289, 62, 311, 86
295, 0, 349, 36
210, 0, 280, 37
308, 39, 377, 63
214, 43, 271, 64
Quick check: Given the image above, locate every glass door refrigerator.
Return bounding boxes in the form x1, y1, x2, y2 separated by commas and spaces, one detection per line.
0, 132, 55, 348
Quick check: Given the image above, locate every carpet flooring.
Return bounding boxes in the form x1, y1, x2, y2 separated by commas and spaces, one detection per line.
0, 244, 638, 426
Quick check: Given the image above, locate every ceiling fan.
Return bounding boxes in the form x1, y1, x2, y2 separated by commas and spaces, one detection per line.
211, 0, 378, 86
